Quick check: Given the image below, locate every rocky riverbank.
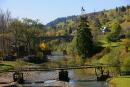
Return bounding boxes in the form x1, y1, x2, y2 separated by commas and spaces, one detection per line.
0, 72, 14, 87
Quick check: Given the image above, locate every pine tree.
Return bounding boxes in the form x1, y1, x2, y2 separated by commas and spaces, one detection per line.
116, 7, 118, 12
76, 16, 94, 58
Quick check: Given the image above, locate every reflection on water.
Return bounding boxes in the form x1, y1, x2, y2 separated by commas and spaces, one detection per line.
68, 69, 108, 87
43, 79, 108, 87
70, 80, 108, 87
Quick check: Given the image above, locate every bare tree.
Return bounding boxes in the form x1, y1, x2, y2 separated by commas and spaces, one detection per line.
0, 9, 11, 59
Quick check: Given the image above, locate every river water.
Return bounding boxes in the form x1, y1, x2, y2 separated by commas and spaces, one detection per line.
0, 52, 108, 87
22, 70, 108, 87
40, 52, 108, 87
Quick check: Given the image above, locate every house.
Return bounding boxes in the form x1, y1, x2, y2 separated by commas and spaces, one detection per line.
100, 27, 111, 33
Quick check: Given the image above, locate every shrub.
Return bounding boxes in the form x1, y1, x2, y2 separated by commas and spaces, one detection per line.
121, 56, 130, 72
99, 47, 121, 65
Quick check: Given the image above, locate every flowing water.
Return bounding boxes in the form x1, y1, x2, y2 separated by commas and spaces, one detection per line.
0, 52, 108, 87
30, 52, 108, 87
22, 70, 108, 87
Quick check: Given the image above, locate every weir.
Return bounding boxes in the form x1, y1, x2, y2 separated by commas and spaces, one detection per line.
10, 65, 111, 84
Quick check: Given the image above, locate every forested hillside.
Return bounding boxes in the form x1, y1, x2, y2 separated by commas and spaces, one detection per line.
46, 5, 130, 37
45, 5, 130, 71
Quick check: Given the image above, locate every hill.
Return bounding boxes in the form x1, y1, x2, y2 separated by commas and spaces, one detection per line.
45, 5, 130, 37
46, 15, 77, 27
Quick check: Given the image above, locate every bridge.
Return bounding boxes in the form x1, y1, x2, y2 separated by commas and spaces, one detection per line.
0, 64, 119, 86
8, 64, 119, 72
40, 35, 74, 42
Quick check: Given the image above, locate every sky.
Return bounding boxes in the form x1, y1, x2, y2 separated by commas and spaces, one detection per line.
0, 0, 129, 24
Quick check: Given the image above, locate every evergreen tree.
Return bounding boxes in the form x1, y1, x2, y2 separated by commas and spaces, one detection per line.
68, 27, 72, 34
127, 5, 130, 9
76, 16, 94, 58
121, 6, 126, 12
116, 7, 118, 12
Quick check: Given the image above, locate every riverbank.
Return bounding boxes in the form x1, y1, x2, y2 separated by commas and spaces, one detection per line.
0, 72, 13, 87
108, 76, 130, 87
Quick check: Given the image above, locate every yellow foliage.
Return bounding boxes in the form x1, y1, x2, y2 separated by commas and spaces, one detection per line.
56, 30, 65, 36
39, 43, 48, 50
123, 38, 130, 47
46, 31, 56, 36
121, 21, 130, 30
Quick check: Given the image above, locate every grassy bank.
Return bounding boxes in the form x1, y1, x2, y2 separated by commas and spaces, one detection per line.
109, 76, 130, 87
0, 60, 34, 72
0, 64, 13, 72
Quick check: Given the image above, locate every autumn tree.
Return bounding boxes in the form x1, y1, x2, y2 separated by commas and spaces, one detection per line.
10, 18, 45, 56
106, 22, 122, 42
111, 22, 121, 34
123, 39, 130, 52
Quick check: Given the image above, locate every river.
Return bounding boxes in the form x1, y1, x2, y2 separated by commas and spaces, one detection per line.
0, 52, 109, 87
21, 70, 108, 87
42, 52, 108, 87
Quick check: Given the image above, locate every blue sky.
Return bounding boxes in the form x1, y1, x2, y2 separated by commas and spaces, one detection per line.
0, 0, 129, 24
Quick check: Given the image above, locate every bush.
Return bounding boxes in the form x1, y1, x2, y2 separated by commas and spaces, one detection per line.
67, 37, 77, 55
48, 40, 69, 51
24, 54, 47, 64
106, 33, 119, 42
99, 47, 121, 65
126, 29, 130, 38
121, 56, 130, 72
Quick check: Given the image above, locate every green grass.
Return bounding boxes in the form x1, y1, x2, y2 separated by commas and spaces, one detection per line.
0, 60, 34, 72
0, 64, 14, 72
99, 39, 121, 47
109, 76, 130, 87
2, 60, 33, 67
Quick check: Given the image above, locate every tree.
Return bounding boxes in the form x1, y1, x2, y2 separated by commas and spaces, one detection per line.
67, 36, 77, 55
0, 10, 11, 57
21, 18, 44, 55
10, 18, 44, 56
111, 22, 121, 34
127, 5, 130, 9
106, 32, 119, 42
76, 16, 94, 58
125, 14, 130, 22
126, 28, 130, 38
123, 39, 130, 52
106, 22, 122, 42
10, 19, 25, 57
68, 27, 72, 35
121, 6, 126, 12
116, 7, 118, 12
